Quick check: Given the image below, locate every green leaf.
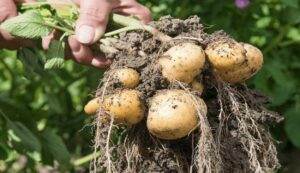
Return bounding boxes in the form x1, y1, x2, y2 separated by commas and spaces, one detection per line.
44, 58, 65, 69
1, 10, 52, 39
1, 110, 39, 154
285, 107, 300, 147
281, 0, 299, 8
45, 40, 65, 69
3, 115, 42, 153
287, 28, 300, 41
256, 17, 271, 28
0, 143, 10, 160
41, 129, 71, 164
17, 47, 45, 77
8, 122, 41, 152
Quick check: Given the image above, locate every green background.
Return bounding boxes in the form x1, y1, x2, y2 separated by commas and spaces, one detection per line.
1, 0, 300, 172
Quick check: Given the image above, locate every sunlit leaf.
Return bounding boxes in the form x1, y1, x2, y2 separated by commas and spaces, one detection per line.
1, 11, 52, 39
45, 40, 65, 69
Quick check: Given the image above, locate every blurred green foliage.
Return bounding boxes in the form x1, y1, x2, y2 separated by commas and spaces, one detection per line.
0, 0, 300, 172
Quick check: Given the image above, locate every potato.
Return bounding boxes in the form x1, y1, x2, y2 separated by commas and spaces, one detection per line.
214, 43, 263, 83
159, 43, 206, 83
147, 90, 207, 140
191, 80, 204, 94
205, 38, 247, 71
242, 43, 263, 70
102, 90, 145, 125
111, 68, 140, 88
84, 98, 101, 115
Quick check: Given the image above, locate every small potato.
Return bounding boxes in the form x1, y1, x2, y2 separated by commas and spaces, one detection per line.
147, 90, 207, 140
191, 80, 204, 94
214, 43, 263, 83
159, 43, 206, 83
84, 98, 101, 115
102, 90, 145, 125
111, 68, 140, 88
205, 38, 247, 71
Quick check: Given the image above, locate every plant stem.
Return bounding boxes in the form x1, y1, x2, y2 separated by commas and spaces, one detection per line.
44, 22, 75, 35
19, 2, 77, 10
110, 14, 142, 27
104, 25, 151, 37
19, 2, 172, 41
110, 14, 172, 41
73, 151, 101, 166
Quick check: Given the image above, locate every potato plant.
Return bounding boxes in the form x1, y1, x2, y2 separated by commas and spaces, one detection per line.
1, 2, 284, 173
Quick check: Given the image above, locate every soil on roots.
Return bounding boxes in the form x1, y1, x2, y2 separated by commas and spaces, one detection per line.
91, 15, 283, 173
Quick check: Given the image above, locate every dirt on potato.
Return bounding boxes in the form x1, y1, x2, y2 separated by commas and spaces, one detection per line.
91, 15, 283, 173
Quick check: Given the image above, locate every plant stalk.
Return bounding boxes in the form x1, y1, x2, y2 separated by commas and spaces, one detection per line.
73, 151, 101, 166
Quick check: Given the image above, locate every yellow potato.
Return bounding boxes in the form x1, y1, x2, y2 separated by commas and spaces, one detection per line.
84, 98, 101, 115
102, 90, 145, 125
214, 43, 263, 83
159, 43, 206, 83
205, 38, 247, 71
191, 80, 204, 94
111, 68, 140, 88
147, 89, 207, 140
243, 43, 263, 70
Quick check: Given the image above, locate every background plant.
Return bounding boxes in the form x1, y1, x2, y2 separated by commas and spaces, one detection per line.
0, 0, 300, 172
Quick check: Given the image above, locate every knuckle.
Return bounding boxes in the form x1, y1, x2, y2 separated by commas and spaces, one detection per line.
0, 8, 11, 23
142, 7, 152, 17
79, 8, 108, 24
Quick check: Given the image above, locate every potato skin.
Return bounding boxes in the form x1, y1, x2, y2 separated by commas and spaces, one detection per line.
159, 43, 206, 83
84, 98, 101, 115
112, 68, 140, 88
147, 90, 206, 140
205, 38, 247, 71
214, 43, 263, 83
102, 90, 145, 125
191, 80, 204, 94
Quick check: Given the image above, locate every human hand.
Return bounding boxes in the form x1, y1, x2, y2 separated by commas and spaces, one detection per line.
0, 0, 35, 49
45, 0, 151, 68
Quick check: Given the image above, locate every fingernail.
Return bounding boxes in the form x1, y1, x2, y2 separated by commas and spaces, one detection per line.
91, 58, 111, 68
77, 25, 95, 44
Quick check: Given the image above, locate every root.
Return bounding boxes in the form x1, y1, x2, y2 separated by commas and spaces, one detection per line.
215, 81, 280, 173
177, 81, 222, 173
105, 118, 115, 173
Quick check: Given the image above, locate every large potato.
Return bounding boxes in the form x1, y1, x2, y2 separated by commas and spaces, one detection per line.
102, 90, 145, 125
205, 38, 247, 71
214, 43, 263, 83
111, 68, 140, 88
147, 89, 207, 140
159, 43, 206, 83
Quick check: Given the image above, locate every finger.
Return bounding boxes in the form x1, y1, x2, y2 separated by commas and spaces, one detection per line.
14, 0, 36, 3
42, 30, 61, 50
112, 2, 152, 23
0, 0, 35, 49
0, 29, 35, 49
68, 36, 111, 68
46, 0, 79, 5
0, 0, 17, 23
75, 0, 112, 44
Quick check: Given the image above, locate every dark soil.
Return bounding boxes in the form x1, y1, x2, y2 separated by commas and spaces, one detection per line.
92, 15, 283, 173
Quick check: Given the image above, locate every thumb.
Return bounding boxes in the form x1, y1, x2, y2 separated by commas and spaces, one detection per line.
76, 0, 112, 44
